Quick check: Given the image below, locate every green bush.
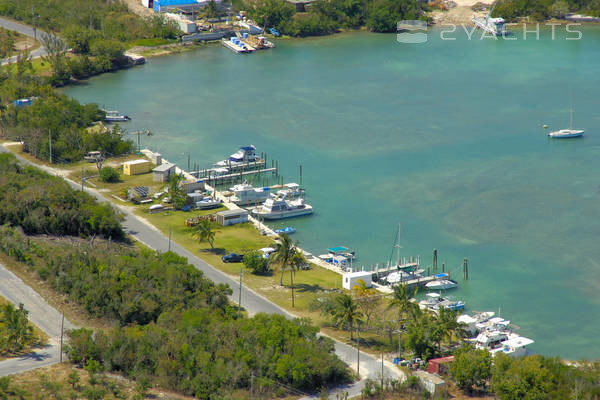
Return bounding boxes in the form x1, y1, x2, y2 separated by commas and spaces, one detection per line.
450, 344, 491, 392
243, 251, 271, 275
99, 166, 120, 183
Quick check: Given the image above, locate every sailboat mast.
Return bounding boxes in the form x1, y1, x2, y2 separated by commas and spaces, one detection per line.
569, 94, 574, 130
396, 223, 402, 266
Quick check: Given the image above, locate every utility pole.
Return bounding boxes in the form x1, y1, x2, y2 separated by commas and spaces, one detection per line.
81, 168, 84, 191
168, 228, 172, 252
250, 372, 255, 399
381, 353, 384, 390
356, 327, 360, 377
239, 268, 243, 310
59, 312, 64, 362
48, 129, 52, 164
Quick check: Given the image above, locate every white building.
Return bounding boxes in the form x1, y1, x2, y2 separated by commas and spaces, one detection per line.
216, 209, 249, 226
342, 271, 372, 291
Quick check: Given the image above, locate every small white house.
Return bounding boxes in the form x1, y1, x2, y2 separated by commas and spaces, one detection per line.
216, 209, 249, 226
342, 271, 372, 291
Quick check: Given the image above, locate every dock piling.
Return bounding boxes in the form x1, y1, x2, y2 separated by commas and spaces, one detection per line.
442, 262, 445, 273
433, 249, 437, 271
300, 164, 302, 185
463, 258, 469, 280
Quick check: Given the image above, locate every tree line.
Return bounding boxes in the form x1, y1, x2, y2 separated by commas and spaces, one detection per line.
0, 0, 180, 85
493, 0, 600, 20
0, 154, 125, 239
241, 0, 428, 37
0, 61, 134, 162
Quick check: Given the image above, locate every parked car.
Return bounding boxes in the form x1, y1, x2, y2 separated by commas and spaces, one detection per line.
222, 253, 244, 263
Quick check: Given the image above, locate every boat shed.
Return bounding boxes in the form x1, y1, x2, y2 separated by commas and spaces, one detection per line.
123, 159, 151, 176
152, 163, 176, 182
216, 209, 248, 226
342, 271, 372, 290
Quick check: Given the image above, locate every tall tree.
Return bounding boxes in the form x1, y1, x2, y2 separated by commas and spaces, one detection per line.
388, 284, 418, 355
1, 303, 34, 353
332, 293, 363, 340
269, 234, 296, 286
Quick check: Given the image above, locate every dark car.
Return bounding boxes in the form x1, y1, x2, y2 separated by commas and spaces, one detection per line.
222, 253, 244, 263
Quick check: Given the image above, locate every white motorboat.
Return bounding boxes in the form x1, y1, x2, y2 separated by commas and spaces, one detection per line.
276, 183, 305, 199
419, 292, 465, 313
230, 183, 271, 205
215, 145, 260, 167
103, 110, 130, 122
472, 3, 507, 36
252, 194, 313, 220
472, 329, 534, 358
425, 273, 458, 290
196, 197, 222, 210
548, 97, 584, 138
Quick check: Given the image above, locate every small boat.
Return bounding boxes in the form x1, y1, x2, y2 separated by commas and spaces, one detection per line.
215, 145, 260, 167
327, 246, 356, 261
425, 273, 458, 290
103, 110, 130, 122
252, 194, 313, 220
269, 27, 280, 37
276, 183, 305, 199
196, 197, 222, 210
275, 227, 296, 235
548, 97, 584, 138
149, 204, 164, 212
419, 292, 465, 312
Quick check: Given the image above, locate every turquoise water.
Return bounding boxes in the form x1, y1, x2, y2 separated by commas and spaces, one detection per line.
65, 25, 600, 359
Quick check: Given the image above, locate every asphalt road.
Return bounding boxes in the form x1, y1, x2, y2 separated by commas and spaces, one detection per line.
0, 264, 76, 376
0, 145, 403, 397
0, 17, 48, 65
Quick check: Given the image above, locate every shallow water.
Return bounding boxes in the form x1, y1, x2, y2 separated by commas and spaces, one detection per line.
64, 25, 600, 359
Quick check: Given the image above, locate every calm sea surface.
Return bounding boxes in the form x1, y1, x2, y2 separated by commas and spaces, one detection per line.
65, 25, 600, 359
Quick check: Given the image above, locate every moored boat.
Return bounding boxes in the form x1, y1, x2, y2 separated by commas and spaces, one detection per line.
548, 97, 584, 138
215, 145, 260, 167
230, 183, 271, 205
425, 273, 458, 290
275, 226, 297, 235
252, 194, 313, 220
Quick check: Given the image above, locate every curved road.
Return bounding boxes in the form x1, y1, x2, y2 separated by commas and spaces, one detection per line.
0, 17, 48, 65
0, 145, 403, 397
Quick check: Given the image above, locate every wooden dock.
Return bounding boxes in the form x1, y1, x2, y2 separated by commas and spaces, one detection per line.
196, 167, 277, 183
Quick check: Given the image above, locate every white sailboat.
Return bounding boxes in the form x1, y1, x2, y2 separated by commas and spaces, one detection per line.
548, 97, 584, 138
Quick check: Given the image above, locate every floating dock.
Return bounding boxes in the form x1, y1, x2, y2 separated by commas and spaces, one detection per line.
222, 37, 255, 53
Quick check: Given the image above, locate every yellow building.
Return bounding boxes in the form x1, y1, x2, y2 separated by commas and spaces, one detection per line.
122, 159, 151, 176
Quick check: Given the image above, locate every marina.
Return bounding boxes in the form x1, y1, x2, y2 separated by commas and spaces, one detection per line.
64, 28, 600, 359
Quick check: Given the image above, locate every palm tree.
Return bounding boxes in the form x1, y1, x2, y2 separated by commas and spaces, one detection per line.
192, 219, 216, 250
1, 303, 34, 353
269, 234, 296, 286
388, 284, 418, 355
332, 293, 363, 340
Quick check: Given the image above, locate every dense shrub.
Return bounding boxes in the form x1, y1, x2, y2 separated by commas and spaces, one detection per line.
99, 166, 120, 183
493, 0, 600, 21
243, 250, 271, 275
0, 154, 125, 239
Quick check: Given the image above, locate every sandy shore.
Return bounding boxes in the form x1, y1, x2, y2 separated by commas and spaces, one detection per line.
429, 0, 493, 24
